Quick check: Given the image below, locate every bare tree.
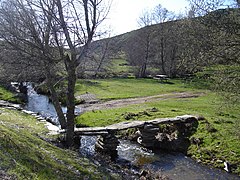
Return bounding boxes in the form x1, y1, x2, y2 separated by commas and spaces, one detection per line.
134, 4, 175, 78
187, 0, 225, 16
138, 4, 176, 27
124, 27, 154, 78
92, 39, 112, 77
0, 0, 110, 147
237, 0, 240, 7
153, 4, 175, 23
80, 37, 114, 78
138, 9, 153, 27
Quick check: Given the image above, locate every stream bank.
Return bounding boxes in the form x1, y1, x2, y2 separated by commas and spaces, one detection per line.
2, 82, 239, 179
79, 135, 240, 180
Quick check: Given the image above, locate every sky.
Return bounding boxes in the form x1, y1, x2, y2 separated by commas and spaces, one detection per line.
103, 0, 235, 36
106, 0, 189, 36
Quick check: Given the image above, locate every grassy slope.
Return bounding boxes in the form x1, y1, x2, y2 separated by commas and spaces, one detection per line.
0, 86, 20, 103
0, 108, 118, 179
75, 78, 240, 175
108, 58, 132, 75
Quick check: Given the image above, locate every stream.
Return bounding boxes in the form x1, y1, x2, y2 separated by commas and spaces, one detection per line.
24, 83, 80, 125
24, 83, 239, 180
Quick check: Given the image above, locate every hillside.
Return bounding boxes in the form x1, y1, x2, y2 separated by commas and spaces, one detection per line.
79, 8, 239, 78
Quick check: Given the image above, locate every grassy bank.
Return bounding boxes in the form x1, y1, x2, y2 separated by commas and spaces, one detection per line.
0, 108, 122, 179
0, 85, 20, 103
75, 78, 240, 175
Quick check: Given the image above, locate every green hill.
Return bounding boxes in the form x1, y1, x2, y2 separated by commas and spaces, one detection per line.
79, 8, 239, 79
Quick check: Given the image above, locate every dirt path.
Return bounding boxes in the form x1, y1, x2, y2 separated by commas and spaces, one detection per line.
77, 92, 204, 112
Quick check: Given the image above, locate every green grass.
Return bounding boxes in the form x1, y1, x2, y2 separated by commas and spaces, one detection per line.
109, 59, 132, 74
0, 108, 120, 179
0, 85, 20, 103
75, 78, 201, 100
75, 78, 240, 175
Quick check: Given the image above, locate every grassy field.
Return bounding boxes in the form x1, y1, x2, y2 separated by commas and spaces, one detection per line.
75, 78, 240, 175
75, 78, 202, 100
0, 108, 122, 179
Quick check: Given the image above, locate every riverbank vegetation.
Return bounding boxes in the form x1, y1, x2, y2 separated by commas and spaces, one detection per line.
0, 86, 19, 103
0, 108, 126, 179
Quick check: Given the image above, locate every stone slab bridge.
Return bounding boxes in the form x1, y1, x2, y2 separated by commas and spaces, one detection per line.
74, 115, 200, 155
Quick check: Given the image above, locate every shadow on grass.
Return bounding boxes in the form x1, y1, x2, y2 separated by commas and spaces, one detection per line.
158, 81, 175, 85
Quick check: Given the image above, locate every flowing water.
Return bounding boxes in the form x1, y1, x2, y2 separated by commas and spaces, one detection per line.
80, 136, 239, 180
24, 83, 240, 180
24, 83, 80, 125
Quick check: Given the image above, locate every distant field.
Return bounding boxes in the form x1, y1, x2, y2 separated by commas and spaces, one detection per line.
75, 78, 203, 101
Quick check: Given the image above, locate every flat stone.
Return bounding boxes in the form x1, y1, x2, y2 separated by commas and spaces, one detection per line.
22, 110, 35, 114
75, 115, 198, 135
37, 117, 45, 121
5, 107, 15, 110
35, 115, 43, 119
143, 124, 159, 129
38, 121, 46, 124
59, 129, 66, 133
45, 122, 60, 131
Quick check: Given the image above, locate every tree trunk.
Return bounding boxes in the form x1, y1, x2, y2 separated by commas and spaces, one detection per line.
94, 41, 109, 78
65, 58, 77, 147
160, 37, 166, 74
45, 67, 67, 129
139, 62, 147, 78
169, 46, 178, 77
139, 35, 150, 78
